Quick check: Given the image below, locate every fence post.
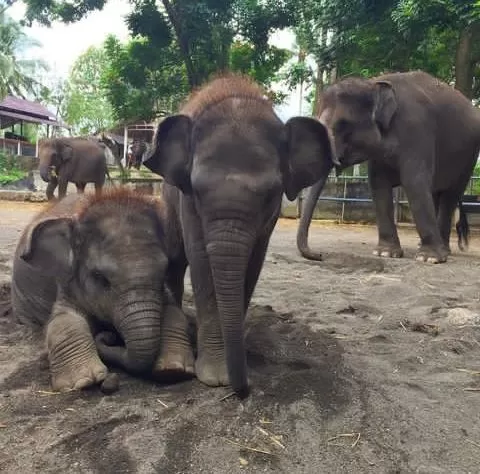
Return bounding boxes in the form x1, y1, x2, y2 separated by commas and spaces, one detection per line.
341, 176, 347, 223
393, 187, 399, 224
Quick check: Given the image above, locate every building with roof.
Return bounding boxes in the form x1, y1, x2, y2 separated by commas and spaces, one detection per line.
0, 95, 70, 157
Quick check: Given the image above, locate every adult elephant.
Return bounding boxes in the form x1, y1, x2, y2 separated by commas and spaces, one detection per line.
297, 70, 480, 264
143, 74, 333, 398
38, 137, 111, 201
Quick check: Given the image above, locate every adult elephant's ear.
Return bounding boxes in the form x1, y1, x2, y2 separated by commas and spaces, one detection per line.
373, 80, 397, 132
20, 217, 74, 280
282, 116, 333, 201
57, 139, 74, 161
143, 115, 193, 194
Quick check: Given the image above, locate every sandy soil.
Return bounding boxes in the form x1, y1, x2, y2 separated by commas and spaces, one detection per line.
1, 200, 480, 474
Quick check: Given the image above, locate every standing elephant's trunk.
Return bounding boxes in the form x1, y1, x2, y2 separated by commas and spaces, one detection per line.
296, 172, 331, 261
97, 293, 163, 374
206, 224, 253, 398
39, 163, 52, 182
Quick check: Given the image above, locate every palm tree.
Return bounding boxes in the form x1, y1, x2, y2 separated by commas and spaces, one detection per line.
0, 8, 48, 100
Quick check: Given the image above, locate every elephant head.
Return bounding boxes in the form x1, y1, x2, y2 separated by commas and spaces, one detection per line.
38, 138, 74, 182
144, 101, 333, 395
318, 77, 398, 168
19, 192, 169, 374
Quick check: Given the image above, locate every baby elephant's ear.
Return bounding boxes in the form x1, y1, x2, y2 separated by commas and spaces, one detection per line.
20, 217, 74, 279
143, 115, 193, 194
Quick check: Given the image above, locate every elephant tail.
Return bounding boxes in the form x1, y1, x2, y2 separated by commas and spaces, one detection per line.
455, 200, 469, 251
296, 174, 330, 261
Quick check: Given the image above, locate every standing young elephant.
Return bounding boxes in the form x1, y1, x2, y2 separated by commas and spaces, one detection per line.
128, 140, 147, 170
11, 189, 194, 392
297, 70, 480, 263
143, 74, 333, 397
38, 137, 110, 201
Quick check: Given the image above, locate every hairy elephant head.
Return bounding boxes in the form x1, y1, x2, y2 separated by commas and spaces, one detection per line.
318, 78, 398, 168
38, 138, 74, 182
19, 192, 169, 374
143, 95, 333, 395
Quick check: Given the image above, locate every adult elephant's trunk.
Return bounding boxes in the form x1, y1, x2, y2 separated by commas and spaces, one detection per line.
296, 173, 330, 261
206, 224, 253, 398
97, 294, 163, 374
39, 162, 51, 182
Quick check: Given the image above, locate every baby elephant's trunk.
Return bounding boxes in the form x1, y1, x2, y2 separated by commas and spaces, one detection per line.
114, 295, 164, 374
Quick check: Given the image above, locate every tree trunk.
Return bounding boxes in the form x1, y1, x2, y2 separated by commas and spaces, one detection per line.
312, 61, 325, 117
455, 25, 474, 99
161, 0, 200, 89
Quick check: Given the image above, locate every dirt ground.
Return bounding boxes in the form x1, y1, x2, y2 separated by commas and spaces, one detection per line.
1, 200, 480, 474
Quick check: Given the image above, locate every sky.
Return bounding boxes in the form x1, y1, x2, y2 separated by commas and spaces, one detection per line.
8, 0, 310, 121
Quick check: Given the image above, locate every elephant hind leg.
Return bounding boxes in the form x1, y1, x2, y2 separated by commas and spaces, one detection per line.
152, 304, 195, 381
47, 304, 108, 391
76, 182, 86, 194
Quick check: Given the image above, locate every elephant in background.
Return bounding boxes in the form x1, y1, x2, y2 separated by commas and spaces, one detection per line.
297, 70, 480, 264
38, 137, 111, 201
11, 189, 194, 392
127, 140, 147, 170
143, 73, 333, 398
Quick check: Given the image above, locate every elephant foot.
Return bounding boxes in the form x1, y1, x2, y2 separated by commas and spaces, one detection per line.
152, 346, 195, 381
373, 243, 404, 259
195, 352, 230, 387
50, 354, 108, 392
415, 244, 448, 264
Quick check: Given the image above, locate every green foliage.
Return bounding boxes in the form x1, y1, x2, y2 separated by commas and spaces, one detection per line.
229, 40, 291, 103
0, 150, 27, 184
21, 0, 295, 94
0, 10, 47, 100
101, 35, 188, 122
63, 46, 115, 134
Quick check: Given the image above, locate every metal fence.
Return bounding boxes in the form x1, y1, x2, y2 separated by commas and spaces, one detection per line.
303, 174, 480, 224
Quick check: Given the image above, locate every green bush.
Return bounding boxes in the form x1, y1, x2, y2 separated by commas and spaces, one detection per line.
0, 151, 27, 184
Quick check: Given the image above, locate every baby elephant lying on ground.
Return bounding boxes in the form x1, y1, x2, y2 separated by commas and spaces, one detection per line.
11, 189, 194, 392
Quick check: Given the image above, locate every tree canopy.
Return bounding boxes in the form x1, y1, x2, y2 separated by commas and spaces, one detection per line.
0, 8, 47, 100
15, 0, 480, 124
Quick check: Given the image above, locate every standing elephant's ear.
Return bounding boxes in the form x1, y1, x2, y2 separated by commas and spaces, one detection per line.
282, 116, 333, 201
143, 115, 193, 194
20, 217, 75, 280
373, 80, 397, 132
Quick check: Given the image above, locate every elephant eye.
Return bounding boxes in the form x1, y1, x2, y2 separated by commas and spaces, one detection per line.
91, 270, 111, 289
335, 119, 352, 136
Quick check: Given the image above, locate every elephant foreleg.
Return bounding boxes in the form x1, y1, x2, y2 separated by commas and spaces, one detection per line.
152, 303, 195, 380
369, 161, 403, 258
46, 301, 108, 391
183, 205, 228, 387
45, 178, 58, 201
75, 182, 86, 194
244, 233, 272, 310
94, 183, 103, 196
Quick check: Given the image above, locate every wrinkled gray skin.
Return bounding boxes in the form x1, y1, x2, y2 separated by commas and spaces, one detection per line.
297, 70, 480, 264
11, 191, 194, 391
38, 137, 110, 201
143, 75, 333, 398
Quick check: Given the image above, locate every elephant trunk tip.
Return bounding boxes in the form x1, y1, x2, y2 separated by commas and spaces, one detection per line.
297, 237, 323, 261
228, 360, 250, 399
